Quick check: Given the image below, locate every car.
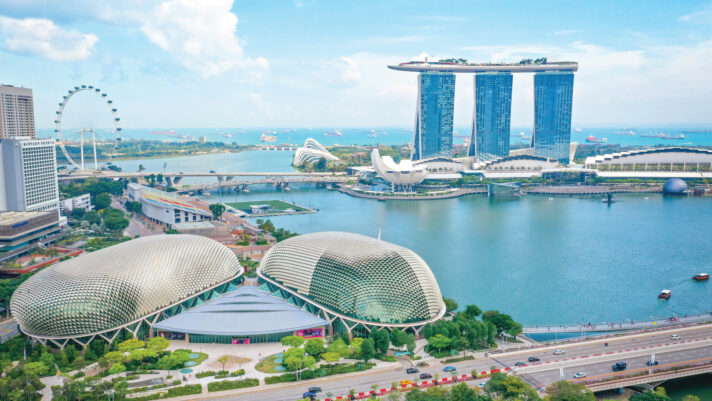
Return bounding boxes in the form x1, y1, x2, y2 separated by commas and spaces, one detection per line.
419, 373, 433, 380
514, 362, 528, 367
308, 387, 322, 393
478, 381, 488, 388
209, 170, 216, 173
400, 379, 414, 386
528, 356, 540, 362
406, 367, 419, 374
646, 360, 659, 366
553, 349, 566, 355
573, 372, 586, 379
443, 366, 457, 372
302, 391, 316, 400
670, 334, 681, 340
612, 362, 627, 372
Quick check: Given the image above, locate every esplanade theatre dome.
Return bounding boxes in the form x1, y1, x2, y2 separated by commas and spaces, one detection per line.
258, 232, 445, 326
11, 235, 242, 339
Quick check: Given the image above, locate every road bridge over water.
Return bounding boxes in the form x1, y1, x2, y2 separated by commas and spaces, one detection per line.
523, 311, 712, 334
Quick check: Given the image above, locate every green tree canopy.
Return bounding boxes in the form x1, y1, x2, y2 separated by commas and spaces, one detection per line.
94, 192, 112, 210
443, 297, 459, 313
304, 338, 325, 356
281, 335, 305, 348
545, 381, 596, 401
209, 203, 226, 220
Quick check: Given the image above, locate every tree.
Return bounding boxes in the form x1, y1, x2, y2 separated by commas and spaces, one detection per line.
304, 338, 325, 356
682, 396, 701, 401
370, 329, 390, 354
104, 351, 126, 364
218, 355, 230, 372
443, 297, 459, 313
545, 381, 596, 401
95, 192, 112, 210
23, 361, 49, 377
209, 203, 226, 220
146, 337, 169, 351
70, 208, 86, 219
281, 335, 305, 348
85, 210, 102, 225
118, 338, 145, 353
451, 383, 478, 401
631, 391, 671, 401
463, 305, 482, 318
321, 352, 340, 362
125, 201, 142, 214
108, 362, 126, 375
303, 355, 316, 370
315, 157, 327, 171
428, 334, 452, 354
361, 338, 375, 363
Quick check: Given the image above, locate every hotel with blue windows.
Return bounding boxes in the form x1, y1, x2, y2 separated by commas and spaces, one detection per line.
389, 59, 578, 165
11, 232, 445, 348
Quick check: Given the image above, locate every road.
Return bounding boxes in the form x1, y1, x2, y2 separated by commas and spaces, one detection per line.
193, 324, 712, 401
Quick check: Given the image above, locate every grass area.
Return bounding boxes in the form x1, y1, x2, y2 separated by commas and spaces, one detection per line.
226, 200, 309, 213
254, 353, 284, 374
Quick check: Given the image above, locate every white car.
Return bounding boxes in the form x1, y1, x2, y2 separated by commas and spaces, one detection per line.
553, 349, 566, 355
573, 372, 586, 379
670, 334, 681, 340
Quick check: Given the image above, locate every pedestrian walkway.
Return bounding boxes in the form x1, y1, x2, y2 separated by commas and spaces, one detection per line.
523, 311, 712, 334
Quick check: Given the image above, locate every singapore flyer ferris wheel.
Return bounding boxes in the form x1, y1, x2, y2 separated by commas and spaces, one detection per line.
55, 85, 122, 170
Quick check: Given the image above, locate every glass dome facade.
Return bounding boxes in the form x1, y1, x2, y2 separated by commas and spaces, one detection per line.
11, 235, 242, 339
259, 232, 445, 325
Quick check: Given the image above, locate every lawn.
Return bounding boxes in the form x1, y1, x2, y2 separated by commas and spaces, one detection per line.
255, 353, 286, 374
226, 200, 309, 213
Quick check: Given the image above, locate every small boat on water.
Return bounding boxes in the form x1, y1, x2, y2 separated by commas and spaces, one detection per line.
659, 289, 671, 300
693, 273, 710, 281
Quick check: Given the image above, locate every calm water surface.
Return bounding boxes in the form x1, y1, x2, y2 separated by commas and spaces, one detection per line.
111, 151, 712, 326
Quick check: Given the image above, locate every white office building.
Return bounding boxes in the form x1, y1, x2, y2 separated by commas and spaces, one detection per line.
0, 85, 35, 139
0, 137, 60, 214
59, 193, 92, 215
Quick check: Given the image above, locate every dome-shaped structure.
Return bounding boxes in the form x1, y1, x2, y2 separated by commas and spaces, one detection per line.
259, 232, 445, 326
293, 138, 339, 166
11, 235, 242, 339
663, 178, 688, 194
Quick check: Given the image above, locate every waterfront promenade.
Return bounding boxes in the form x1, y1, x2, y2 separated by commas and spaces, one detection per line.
524, 311, 712, 334
337, 186, 487, 200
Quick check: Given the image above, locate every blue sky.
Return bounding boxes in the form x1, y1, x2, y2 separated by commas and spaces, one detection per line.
0, 0, 711, 128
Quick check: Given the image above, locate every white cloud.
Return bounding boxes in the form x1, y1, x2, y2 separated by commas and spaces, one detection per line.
679, 6, 712, 24
335, 56, 361, 82
139, 0, 268, 78
0, 16, 97, 61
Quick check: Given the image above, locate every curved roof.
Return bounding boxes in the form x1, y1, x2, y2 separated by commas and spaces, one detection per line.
371, 148, 428, 185
584, 147, 712, 166
153, 285, 327, 336
259, 232, 445, 326
11, 235, 242, 338
293, 138, 339, 166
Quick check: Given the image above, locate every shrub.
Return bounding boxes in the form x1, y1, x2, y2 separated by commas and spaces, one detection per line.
131, 384, 202, 401
231, 369, 245, 377
207, 378, 259, 392
196, 370, 218, 378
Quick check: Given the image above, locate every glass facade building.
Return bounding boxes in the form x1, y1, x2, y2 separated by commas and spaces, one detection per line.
532, 71, 574, 164
259, 232, 445, 335
413, 72, 455, 160
469, 72, 513, 159
11, 235, 243, 345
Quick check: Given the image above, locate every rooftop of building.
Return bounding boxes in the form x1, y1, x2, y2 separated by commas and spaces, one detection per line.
0, 211, 53, 227
153, 285, 328, 336
141, 187, 211, 216
389, 59, 578, 73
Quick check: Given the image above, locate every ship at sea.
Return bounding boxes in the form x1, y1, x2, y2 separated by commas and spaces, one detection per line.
324, 130, 343, 137
641, 133, 686, 139
261, 133, 277, 142
152, 130, 176, 135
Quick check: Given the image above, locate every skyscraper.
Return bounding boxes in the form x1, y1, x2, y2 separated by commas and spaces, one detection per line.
0, 137, 60, 214
532, 71, 574, 164
413, 72, 455, 160
0, 85, 35, 139
469, 72, 513, 159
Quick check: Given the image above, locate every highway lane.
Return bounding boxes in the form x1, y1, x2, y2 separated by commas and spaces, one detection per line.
521, 345, 712, 386
194, 325, 712, 401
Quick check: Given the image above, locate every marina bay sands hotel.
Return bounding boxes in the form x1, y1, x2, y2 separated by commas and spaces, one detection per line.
388, 59, 578, 164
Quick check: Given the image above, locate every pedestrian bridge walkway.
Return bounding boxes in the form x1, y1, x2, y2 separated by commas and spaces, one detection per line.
523, 312, 712, 334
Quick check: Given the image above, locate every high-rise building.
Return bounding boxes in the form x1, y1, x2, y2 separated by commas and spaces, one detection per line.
0, 137, 60, 214
412, 72, 455, 160
0, 85, 35, 139
469, 72, 513, 159
532, 71, 574, 164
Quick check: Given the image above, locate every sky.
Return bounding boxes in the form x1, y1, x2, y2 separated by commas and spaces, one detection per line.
0, 0, 711, 129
